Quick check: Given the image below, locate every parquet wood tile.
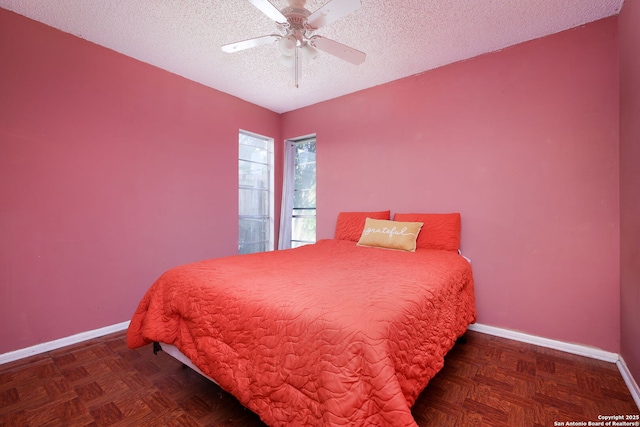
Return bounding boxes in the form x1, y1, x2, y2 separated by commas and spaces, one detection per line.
0, 330, 637, 426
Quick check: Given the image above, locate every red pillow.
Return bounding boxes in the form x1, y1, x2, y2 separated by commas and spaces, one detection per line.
335, 211, 391, 242
393, 213, 461, 251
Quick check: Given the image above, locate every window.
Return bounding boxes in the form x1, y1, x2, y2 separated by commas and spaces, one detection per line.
238, 131, 274, 254
290, 137, 316, 248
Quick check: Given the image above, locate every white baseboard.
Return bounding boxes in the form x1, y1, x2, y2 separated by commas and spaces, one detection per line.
467, 323, 619, 363
617, 356, 640, 411
0, 320, 130, 365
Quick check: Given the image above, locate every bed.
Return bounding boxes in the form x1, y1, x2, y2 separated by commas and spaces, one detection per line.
126, 211, 476, 426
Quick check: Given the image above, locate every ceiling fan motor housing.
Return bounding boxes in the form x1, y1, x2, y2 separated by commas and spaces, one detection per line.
282, 7, 312, 31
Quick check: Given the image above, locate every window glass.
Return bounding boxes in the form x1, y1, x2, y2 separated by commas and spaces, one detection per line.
291, 137, 316, 247
239, 131, 274, 254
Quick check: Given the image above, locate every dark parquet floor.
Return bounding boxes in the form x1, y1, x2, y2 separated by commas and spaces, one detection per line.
0, 330, 637, 426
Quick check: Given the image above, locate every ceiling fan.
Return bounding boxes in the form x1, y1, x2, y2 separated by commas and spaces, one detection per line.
221, 0, 366, 87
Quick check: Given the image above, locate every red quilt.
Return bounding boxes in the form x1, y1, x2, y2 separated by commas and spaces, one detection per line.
127, 239, 476, 426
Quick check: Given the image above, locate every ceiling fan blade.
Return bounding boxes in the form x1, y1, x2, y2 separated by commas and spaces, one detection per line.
248, 0, 287, 23
306, 0, 362, 29
222, 35, 280, 53
310, 36, 366, 65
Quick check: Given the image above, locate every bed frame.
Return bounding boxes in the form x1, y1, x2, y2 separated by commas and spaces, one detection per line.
153, 342, 220, 384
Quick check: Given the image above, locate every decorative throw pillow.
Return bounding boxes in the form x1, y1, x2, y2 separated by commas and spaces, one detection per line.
335, 210, 391, 242
393, 213, 461, 252
356, 218, 423, 252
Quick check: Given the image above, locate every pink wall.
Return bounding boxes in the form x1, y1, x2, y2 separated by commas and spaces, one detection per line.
0, 7, 626, 361
0, 9, 282, 354
619, 1, 640, 384
283, 18, 620, 352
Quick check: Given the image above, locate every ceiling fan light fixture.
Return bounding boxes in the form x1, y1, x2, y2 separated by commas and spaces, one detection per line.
279, 51, 297, 68
278, 35, 297, 56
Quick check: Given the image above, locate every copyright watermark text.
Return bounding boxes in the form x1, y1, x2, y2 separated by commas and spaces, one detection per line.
553, 414, 640, 426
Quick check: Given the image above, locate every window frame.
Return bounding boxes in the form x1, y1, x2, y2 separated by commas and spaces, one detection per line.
238, 130, 275, 254
289, 135, 316, 248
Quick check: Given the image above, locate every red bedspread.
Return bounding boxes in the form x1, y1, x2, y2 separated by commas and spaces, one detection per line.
127, 239, 476, 426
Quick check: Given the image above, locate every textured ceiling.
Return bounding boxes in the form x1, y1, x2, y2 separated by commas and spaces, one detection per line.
0, 0, 624, 113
